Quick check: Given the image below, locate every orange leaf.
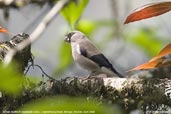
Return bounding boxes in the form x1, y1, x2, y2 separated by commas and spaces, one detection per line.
129, 60, 161, 71
0, 26, 9, 33
129, 44, 171, 71
124, 2, 171, 24
150, 43, 171, 62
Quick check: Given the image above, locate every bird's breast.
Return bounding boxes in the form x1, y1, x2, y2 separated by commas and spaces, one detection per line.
71, 45, 99, 71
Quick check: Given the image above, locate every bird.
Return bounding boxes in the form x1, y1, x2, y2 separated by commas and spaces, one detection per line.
64, 30, 124, 78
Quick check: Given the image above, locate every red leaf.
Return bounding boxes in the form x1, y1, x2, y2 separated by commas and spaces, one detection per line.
129, 60, 161, 71
124, 2, 171, 24
0, 26, 9, 33
129, 44, 171, 71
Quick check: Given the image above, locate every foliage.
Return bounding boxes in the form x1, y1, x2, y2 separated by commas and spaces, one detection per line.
61, 0, 89, 29
126, 28, 165, 57
0, 64, 24, 95
0, 0, 170, 113
0, 26, 9, 33
20, 96, 121, 114
125, 1, 171, 71
129, 43, 171, 71
76, 19, 96, 37
124, 2, 171, 24
76, 19, 117, 38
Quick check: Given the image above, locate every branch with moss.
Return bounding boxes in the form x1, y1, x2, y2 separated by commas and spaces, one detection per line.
1, 75, 171, 112
49, 77, 171, 110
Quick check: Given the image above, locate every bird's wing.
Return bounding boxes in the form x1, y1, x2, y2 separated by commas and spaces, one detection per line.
89, 53, 116, 69
78, 41, 121, 76
80, 39, 101, 57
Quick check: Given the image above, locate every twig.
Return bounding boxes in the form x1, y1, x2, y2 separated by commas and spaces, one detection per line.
3, 0, 69, 66
24, 64, 55, 80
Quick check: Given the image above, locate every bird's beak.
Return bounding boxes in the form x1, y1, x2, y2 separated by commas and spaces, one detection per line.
64, 36, 70, 43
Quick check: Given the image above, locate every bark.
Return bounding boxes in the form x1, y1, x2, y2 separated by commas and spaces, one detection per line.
1, 76, 171, 112
0, 33, 33, 72
49, 77, 171, 111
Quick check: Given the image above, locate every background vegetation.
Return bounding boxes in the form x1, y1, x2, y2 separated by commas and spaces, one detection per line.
0, 0, 171, 113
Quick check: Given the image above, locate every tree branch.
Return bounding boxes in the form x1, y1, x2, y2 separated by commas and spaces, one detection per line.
1, 76, 171, 112
0, 33, 32, 72
49, 77, 171, 109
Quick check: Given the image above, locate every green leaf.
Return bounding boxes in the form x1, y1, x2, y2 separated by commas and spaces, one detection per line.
126, 28, 165, 57
76, 20, 96, 37
61, 0, 89, 29
20, 96, 122, 114
76, 19, 117, 38
0, 64, 24, 94
54, 41, 73, 75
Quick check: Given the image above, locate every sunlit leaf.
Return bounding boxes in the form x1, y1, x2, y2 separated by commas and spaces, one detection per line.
76, 20, 96, 37
76, 19, 116, 37
124, 2, 171, 24
20, 96, 121, 114
0, 64, 24, 94
61, 0, 89, 29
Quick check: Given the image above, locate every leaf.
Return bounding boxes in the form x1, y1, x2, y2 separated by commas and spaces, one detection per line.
129, 60, 161, 71
129, 44, 171, 71
129, 56, 171, 71
127, 28, 164, 57
76, 19, 116, 37
0, 26, 9, 33
20, 96, 121, 114
76, 20, 96, 37
61, 0, 89, 29
124, 2, 171, 24
0, 64, 24, 94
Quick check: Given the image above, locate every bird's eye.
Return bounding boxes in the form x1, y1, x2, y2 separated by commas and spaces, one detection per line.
67, 32, 75, 38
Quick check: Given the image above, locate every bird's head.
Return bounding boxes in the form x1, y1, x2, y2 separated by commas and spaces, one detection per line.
64, 31, 85, 43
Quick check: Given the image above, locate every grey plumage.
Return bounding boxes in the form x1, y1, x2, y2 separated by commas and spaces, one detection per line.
64, 31, 123, 78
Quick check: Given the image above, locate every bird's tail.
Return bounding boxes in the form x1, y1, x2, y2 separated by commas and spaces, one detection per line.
111, 67, 125, 78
